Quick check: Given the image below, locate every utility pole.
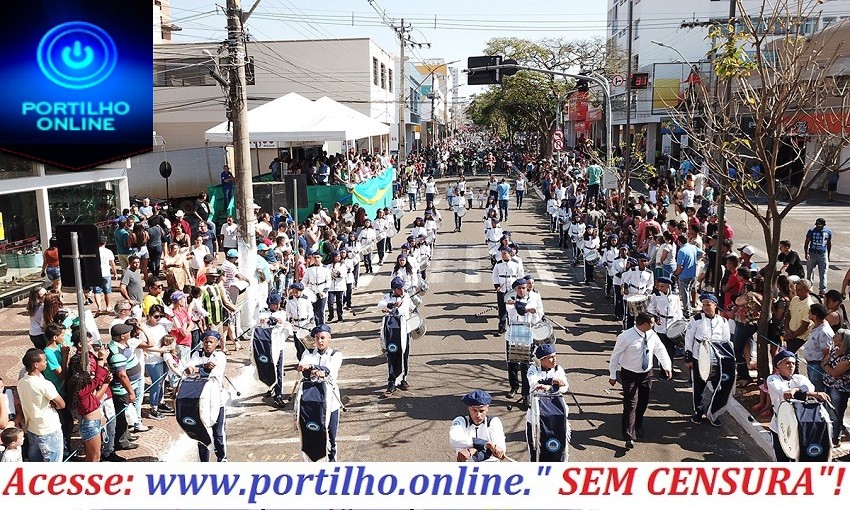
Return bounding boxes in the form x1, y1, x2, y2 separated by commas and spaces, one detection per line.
396, 19, 409, 165
225, 0, 259, 332
713, 0, 735, 292
621, 0, 634, 210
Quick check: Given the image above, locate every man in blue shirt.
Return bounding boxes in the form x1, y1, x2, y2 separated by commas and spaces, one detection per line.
113, 217, 131, 270
497, 179, 510, 222
674, 234, 702, 318
220, 165, 234, 206
804, 217, 833, 296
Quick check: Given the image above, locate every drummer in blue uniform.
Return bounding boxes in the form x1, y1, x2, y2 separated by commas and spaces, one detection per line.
449, 390, 506, 462
526, 343, 570, 461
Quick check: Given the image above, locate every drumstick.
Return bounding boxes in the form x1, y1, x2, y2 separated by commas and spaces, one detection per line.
223, 374, 242, 397
502, 454, 518, 463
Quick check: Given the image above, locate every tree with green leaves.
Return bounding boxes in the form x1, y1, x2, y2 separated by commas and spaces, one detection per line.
668, 0, 850, 378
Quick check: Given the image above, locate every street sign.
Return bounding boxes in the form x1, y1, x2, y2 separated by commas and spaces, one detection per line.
56, 224, 102, 288
611, 74, 625, 87
553, 130, 564, 151
159, 161, 172, 179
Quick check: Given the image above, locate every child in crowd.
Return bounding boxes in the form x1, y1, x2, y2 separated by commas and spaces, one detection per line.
0, 427, 24, 463
477, 189, 487, 208
161, 335, 187, 403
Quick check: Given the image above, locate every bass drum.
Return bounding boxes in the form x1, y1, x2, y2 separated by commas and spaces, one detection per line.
531, 320, 556, 345
506, 324, 534, 363
408, 312, 427, 339
665, 319, 688, 346
456, 207, 467, 218
175, 377, 221, 446
777, 400, 833, 462
624, 294, 648, 316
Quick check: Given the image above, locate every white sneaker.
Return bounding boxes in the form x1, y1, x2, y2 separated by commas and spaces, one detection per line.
134, 424, 151, 432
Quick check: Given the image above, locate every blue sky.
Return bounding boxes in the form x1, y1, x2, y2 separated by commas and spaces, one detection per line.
168, 0, 609, 93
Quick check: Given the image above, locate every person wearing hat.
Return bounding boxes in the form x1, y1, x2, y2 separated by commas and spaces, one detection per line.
221, 248, 250, 305
296, 323, 343, 461
766, 350, 831, 461
601, 235, 620, 298
492, 247, 523, 335
327, 250, 349, 323
373, 209, 391, 264
106, 323, 141, 453
256, 293, 288, 406
647, 277, 684, 362
683, 293, 732, 425
380, 277, 416, 397
449, 390, 506, 462
610, 245, 630, 317
485, 217, 503, 254
171, 210, 192, 244
199, 267, 237, 351
526, 343, 570, 461
582, 225, 601, 285
185, 331, 229, 462
505, 278, 538, 402
621, 253, 654, 331
805, 218, 832, 297
285, 282, 315, 361
609, 312, 672, 449
302, 250, 331, 326
567, 211, 585, 264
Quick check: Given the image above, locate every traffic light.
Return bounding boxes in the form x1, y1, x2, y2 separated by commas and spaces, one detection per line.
467, 55, 502, 85
576, 71, 590, 92
630, 72, 650, 89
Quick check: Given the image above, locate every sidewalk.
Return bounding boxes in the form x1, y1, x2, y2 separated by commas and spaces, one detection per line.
0, 285, 249, 462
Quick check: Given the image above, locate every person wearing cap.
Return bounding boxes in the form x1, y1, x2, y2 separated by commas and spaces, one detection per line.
449, 390, 506, 462
647, 277, 684, 362
610, 245, 630, 316
683, 293, 732, 425
567, 211, 586, 264
804, 218, 832, 297
493, 247, 523, 335
766, 350, 831, 461
505, 278, 537, 401
609, 312, 672, 449
737, 244, 759, 272
106, 323, 142, 453
199, 268, 237, 352
326, 251, 349, 323
185, 331, 228, 462
526, 343, 570, 461
380, 277, 415, 396
220, 248, 249, 304
286, 282, 316, 361
582, 225, 601, 285
601, 235, 620, 297
257, 293, 288, 406
621, 254, 654, 331
302, 251, 331, 326
297, 324, 343, 461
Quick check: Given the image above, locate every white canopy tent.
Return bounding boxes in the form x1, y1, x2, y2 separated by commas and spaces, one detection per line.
204, 92, 389, 144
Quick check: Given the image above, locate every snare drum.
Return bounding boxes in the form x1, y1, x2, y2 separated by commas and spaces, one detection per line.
295, 327, 315, 350
456, 207, 467, 218
408, 312, 427, 339
506, 324, 534, 363
697, 342, 720, 381
393, 209, 404, 220
531, 321, 556, 345
777, 400, 833, 461
584, 251, 601, 265
665, 319, 688, 341
624, 294, 648, 316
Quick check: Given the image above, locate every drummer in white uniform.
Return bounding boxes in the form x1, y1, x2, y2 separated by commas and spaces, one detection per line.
449, 390, 506, 462
257, 293, 289, 406
451, 191, 466, 232
506, 278, 536, 404
647, 277, 684, 363
621, 254, 654, 331
286, 282, 315, 361
297, 323, 343, 461
186, 331, 229, 462
766, 349, 831, 461
683, 293, 731, 425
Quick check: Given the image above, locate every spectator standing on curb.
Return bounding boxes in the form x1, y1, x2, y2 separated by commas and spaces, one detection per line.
804, 218, 832, 298
17, 349, 65, 462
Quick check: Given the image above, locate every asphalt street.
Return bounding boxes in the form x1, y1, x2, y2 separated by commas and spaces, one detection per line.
177, 174, 770, 463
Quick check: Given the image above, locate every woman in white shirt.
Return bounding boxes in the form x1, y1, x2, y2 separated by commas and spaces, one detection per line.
340, 248, 357, 312
326, 251, 349, 322
344, 232, 362, 288
582, 225, 601, 285
657, 230, 677, 279
390, 254, 419, 293
358, 219, 377, 274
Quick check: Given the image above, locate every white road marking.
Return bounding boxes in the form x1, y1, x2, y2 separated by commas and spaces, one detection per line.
526, 247, 559, 287
228, 435, 371, 447
465, 245, 482, 284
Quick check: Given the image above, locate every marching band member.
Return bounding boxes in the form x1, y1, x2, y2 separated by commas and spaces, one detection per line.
556, 199, 572, 247
415, 234, 431, 282
297, 324, 343, 461
380, 277, 415, 397
524, 275, 545, 317
186, 331, 229, 462
424, 211, 439, 247
257, 293, 287, 406
492, 247, 523, 335
451, 191, 466, 232
450, 390, 506, 462
526, 343, 569, 461
326, 251, 349, 323
766, 350, 831, 461
568, 213, 585, 265
506, 278, 536, 402
391, 193, 405, 233
357, 219, 377, 274
647, 277, 684, 362
683, 294, 732, 426
485, 217, 503, 247
621, 254, 654, 331
582, 225, 601, 286
286, 282, 315, 362
609, 312, 672, 449
390, 254, 419, 294
374, 209, 391, 264
602, 234, 620, 298
610, 247, 630, 321
411, 217, 428, 240
343, 234, 361, 289
302, 251, 331, 326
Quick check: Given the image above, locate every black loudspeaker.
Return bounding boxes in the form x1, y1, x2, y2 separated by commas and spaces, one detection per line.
253, 175, 308, 214
55, 224, 102, 288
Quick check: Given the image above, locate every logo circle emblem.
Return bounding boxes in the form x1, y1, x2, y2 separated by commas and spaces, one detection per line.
387, 343, 399, 353
305, 421, 321, 432
545, 438, 561, 452
720, 373, 731, 382
37, 21, 118, 89
258, 355, 269, 363
807, 444, 824, 457
181, 416, 197, 427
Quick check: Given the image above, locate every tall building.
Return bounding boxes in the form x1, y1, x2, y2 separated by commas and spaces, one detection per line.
605, 0, 850, 166
153, 0, 179, 44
